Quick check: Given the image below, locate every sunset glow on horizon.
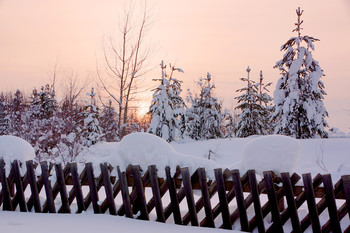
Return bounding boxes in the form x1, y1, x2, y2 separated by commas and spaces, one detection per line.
0, 0, 349, 131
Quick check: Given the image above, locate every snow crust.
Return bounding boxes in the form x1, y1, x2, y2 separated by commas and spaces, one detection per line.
240, 135, 300, 175
0, 135, 35, 162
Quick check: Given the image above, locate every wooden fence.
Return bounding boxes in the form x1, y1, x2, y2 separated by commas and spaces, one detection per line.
0, 159, 350, 233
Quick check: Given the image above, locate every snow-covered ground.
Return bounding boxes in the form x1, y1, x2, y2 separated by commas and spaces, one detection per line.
1, 133, 350, 233
0, 211, 240, 233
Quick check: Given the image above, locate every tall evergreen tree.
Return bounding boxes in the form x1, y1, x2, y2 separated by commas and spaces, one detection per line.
186, 73, 222, 140
148, 61, 186, 142
272, 7, 328, 138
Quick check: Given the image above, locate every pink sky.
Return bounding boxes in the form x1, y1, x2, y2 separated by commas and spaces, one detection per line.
0, 0, 349, 131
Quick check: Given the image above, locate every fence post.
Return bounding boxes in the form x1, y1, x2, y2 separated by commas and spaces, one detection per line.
302, 173, 321, 233
101, 163, 117, 215
181, 167, 198, 226
165, 166, 182, 225
264, 171, 283, 233
70, 163, 85, 213
214, 168, 232, 230
0, 159, 13, 211
26, 160, 41, 213
131, 165, 149, 220
12, 160, 27, 212
85, 163, 101, 214
232, 169, 250, 232
117, 166, 133, 218
148, 165, 165, 223
248, 170, 265, 233
197, 168, 215, 228
323, 174, 342, 233
56, 163, 71, 213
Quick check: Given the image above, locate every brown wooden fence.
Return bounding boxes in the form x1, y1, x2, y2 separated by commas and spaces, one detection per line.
0, 159, 350, 232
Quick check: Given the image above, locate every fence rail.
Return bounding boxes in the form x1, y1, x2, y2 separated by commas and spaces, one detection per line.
0, 159, 349, 233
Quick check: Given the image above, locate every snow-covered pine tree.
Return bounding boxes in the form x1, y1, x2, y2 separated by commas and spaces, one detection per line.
100, 100, 119, 142
272, 7, 328, 138
80, 88, 102, 147
148, 61, 186, 142
186, 73, 222, 140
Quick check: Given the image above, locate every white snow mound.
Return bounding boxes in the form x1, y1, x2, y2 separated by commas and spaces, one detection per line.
0, 135, 35, 162
117, 133, 219, 178
240, 135, 300, 175
82, 133, 219, 179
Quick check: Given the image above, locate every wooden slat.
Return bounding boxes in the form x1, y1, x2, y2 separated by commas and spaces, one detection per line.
11, 160, 27, 212
43, 163, 70, 213
165, 166, 182, 225
197, 168, 214, 228
0, 159, 13, 211
322, 174, 341, 233
56, 163, 71, 213
264, 171, 283, 233
302, 173, 321, 233
229, 172, 251, 226
342, 175, 350, 221
84, 171, 103, 211
117, 166, 133, 218
131, 165, 149, 220
214, 168, 232, 230
146, 171, 168, 215
85, 163, 100, 214
232, 169, 250, 232
27, 163, 43, 211
40, 162, 56, 213
70, 163, 85, 213
26, 160, 41, 213
148, 165, 165, 223
101, 163, 117, 215
181, 167, 198, 226
298, 174, 323, 231
248, 170, 265, 233
281, 172, 301, 233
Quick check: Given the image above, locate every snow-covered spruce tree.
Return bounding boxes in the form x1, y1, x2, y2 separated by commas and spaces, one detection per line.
100, 100, 119, 142
148, 61, 186, 142
80, 88, 102, 147
272, 8, 328, 138
186, 73, 222, 140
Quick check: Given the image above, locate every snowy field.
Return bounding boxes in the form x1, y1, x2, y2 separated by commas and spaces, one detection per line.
1, 133, 350, 233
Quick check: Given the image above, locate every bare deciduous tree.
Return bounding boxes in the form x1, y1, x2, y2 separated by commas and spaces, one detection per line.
97, 4, 151, 139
